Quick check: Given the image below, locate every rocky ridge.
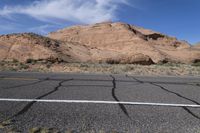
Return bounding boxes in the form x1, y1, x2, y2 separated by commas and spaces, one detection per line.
0, 22, 200, 65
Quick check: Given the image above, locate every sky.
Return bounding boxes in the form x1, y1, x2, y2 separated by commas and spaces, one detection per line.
0, 0, 199, 44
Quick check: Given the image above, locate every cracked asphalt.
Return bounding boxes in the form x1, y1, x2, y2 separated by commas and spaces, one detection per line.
0, 72, 200, 133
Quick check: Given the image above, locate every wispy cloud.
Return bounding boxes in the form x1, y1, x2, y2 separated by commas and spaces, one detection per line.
0, 0, 129, 24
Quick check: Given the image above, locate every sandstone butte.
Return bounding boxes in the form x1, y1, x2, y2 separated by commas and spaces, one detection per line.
0, 22, 200, 65
194, 43, 200, 48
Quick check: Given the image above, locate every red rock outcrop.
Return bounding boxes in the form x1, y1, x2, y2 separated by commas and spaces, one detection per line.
0, 22, 200, 64
48, 22, 200, 64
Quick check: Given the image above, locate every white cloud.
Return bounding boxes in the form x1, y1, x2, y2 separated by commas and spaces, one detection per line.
0, 0, 129, 24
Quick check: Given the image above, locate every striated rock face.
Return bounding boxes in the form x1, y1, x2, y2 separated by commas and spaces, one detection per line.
48, 22, 200, 64
0, 22, 200, 64
0, 33, 94, 63
0, 33, 59, 62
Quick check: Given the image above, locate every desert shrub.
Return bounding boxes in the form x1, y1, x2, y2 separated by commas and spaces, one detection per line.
19, 63, 29, 69
192, 62, 200, 67
0, 62, 5, 66
123, 65, 135, 71
9, 68, 17, 71
12, 59, 19, 63
26, 58, 36, 64
106, 59, 120, 64
162, 63, 181, 67
46, 62, 52, 68
47, 57, 57, 63
46, 64, 51, 68
80, 63, 90, 68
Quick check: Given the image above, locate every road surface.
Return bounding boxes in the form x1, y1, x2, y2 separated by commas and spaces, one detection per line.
0, 72, 200, 132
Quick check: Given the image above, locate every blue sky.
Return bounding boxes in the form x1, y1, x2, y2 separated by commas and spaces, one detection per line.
0, 0, 199, 44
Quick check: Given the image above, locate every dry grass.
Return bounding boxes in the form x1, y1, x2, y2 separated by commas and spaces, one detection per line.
29, 127, 60, 133
0, 61, 200, 76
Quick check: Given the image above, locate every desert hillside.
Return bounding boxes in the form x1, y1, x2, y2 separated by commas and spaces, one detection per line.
48, 22, 200, 64
0, 33, 60, 62
0, 22, 200, 64
0, 33, 131, 64
194, 43, 200, 48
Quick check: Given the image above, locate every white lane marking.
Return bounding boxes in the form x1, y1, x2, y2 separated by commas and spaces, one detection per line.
0, 98, 200, 108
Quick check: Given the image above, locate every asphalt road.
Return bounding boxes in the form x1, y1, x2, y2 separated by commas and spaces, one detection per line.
0, 72, 200, 133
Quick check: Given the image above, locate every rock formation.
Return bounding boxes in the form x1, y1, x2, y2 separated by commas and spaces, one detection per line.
48, 22, 200, 64
0, 22, 200, 64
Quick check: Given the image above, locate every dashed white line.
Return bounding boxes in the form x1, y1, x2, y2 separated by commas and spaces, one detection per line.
0, 98, 200, 108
